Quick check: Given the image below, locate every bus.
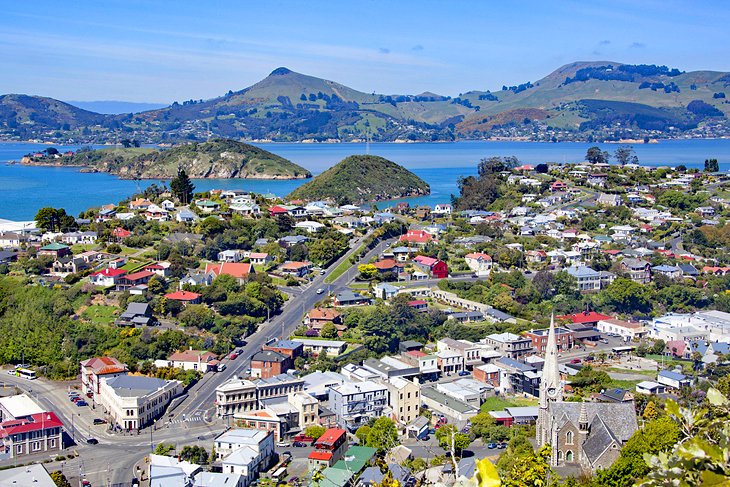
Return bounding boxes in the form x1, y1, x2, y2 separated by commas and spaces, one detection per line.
270, 466, 287, 484
17, 368, 36, 380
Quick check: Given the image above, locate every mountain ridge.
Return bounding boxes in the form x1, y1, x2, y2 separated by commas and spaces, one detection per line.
2, 61, 729, 143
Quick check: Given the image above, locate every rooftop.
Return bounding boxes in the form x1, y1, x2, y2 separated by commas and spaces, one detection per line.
104, 375, 176, 397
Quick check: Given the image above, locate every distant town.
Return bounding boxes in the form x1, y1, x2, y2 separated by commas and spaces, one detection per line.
0, 149, 729, 487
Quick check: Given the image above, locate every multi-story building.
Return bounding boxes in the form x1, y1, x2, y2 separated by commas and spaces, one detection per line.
482, 333, 534, 359
384, 377, 420, 427
329, 381, 388, 431
565, 266, 601, 292
79, 357, 129, 397
98, 375, 182, 431
216, 376, 258, 417
435, 350, 464, 375
621, 258, 651, 284
250, 350, 293, 379
437, 338, 483, 369
215, 429, 275, 486
400, 350, 440, 380
288, 391, 319, 430
524, 327, 574, 354
597, 319, 648, 341
0, 412, 64, 460
254, 374, 304, 402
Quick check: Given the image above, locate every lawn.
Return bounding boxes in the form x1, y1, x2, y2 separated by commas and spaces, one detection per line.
480, 395, 537, 412
325, 252, 360, 284
71, 243, 100, 253
81, 305, 118, 326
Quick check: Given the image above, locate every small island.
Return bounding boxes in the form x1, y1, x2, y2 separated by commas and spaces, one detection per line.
21, 138, 312, 180
287, 154, 430, 203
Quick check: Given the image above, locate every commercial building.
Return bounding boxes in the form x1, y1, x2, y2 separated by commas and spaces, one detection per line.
292, 338, 347, 357
98, 375, 182, 430
437, 338, 483, 369
254, 374, 304, 401
419, 386, 478, 429
0, 394, 45, 422
524, 327, 574, 354
80, 356, 129, 396
0, 412, 63, 460
0, 464, 56, 486
250, 350, 293, 379
216, 376, 258, 417
482, 333, 533, 359
597, 319, 648, 340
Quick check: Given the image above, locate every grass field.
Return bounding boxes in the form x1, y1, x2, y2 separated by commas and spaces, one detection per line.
480, 395, 538, 412
325, 248, 363, 284
81, 305, 118, 326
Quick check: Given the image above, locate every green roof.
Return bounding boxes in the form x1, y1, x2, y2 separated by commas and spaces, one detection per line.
40, 243, 70, 251
331, 445, 377, 474
312, 467, 353, 487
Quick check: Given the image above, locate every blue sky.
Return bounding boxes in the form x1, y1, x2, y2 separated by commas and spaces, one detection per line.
1, 0, 728, 103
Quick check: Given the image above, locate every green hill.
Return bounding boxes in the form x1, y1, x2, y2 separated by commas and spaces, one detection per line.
287, 155, 429, 203
2, 62, 729, 143
53, 139, 311, 179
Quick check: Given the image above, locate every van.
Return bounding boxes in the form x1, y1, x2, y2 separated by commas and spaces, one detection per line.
266, 337, 276, 345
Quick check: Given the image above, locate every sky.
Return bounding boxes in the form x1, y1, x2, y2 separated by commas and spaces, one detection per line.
1, 0, 729, 103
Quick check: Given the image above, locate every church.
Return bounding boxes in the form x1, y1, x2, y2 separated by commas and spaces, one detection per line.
536, 316, 639, 473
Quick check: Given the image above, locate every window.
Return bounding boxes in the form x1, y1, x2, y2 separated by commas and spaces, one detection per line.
557, 451, 563, 462
566, 431, 573, 445
32, 441, 41, 451
566, 450, 574, 462
16, 445, 22, 454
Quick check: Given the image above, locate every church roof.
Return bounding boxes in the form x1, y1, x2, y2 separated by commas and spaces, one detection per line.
582, 415, 621, 466
550, 401, 638, 444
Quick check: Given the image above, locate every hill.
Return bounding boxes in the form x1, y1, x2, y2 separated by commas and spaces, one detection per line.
2, 62, 730, 143
26, 139, 311, 180
287, 155, 429, 203
65, 100, 168, 114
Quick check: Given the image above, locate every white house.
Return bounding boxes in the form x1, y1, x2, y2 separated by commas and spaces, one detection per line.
433, 204, 452, 215
294, 221, 325, 233
464, 252, 492, 277
597, 319, 648, 340
216, 429, 275, 487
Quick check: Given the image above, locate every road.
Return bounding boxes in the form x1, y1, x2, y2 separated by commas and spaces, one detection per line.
172, 231, 381, 421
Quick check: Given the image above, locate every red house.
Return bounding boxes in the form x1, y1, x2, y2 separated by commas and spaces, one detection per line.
268, 205, 289, 216
412, 255, 448, 279
556, 311, 612, 327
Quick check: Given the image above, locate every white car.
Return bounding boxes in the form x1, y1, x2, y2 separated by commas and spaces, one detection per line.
316, 288, 324, 294
277, 441, 291, 447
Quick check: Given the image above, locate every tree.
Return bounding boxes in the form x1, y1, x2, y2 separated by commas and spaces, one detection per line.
154, 442, 175, 455
178, 304, 215, 329
704, 158, 719, 173
586, 146, 609, 164
34, 207, 76, 232
319, 322, 338, 339
50, 471, 72, 487
365, 417, 399, 453
179, 445, 209, 464
305, 425, 326, 440
651, 339, 666, 355
170, 167, 195, 204
601, 277, 651, 313
435, 424, 471, 455
532, 270, 555, 299
615, 145, 639, 165
501, 444, 553, 487
358, 264, 378, 280
643, 400, 659, 420
355, 425, 371, 445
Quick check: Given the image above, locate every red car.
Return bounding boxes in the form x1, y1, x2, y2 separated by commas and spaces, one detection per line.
570, 358, 582, 364
229, 353, 238, 360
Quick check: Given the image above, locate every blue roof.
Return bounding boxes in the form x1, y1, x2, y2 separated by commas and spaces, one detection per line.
658, 370, 687, 381
498, 357, 536, 372
566, 266, 600, 278
652, 265, 680, 272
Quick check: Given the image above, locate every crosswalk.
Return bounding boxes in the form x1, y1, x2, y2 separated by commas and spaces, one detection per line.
168, 411, 205, 425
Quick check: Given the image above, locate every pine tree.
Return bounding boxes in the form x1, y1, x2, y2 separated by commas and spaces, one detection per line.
643, 400, 659, 420
170, 167, 195, 205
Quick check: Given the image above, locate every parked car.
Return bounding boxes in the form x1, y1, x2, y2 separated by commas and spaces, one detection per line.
86, 438, 98, 445
76, 400, 88, 407
71, 396, 81, 403
570, 358, 582, 364
93, 418, 107, 425
316, 288, 324, 294
277, 441, 291, 448
487, 442, 498, 449
420, 435, 431, 441
600, 339, 609, 344
498, 442, 507, 449
458, 370, 470, 376
229, 353, 238, 360
293, 441, 306, 447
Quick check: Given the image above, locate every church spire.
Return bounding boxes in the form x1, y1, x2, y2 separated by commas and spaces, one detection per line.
540, 313, 563, 409
578, 401, 589, 432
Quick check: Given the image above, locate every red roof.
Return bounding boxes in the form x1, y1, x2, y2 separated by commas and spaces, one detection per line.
81, 356, 127, 375
145, 264, 164, 270
400, 230, 433, 244
405, 350, 427, 357
557, 311, 612, 324
413, 255, 439, 267
373, 259, 397, 270
315, 428, 346, 448
603, 250, 622, 255
308, 450, 334, 461
465, 252, 492, 261
206, 262, 252, 279
91, 268, 127, 278
165, 290, 201, 301
123, 270, 154, 281
268, 205, 289, 215
0, 412, 62, 437
112, 228, 132, 238
408, 300, 427, 306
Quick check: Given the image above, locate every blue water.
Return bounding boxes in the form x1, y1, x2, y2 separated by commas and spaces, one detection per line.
1, 139, 729, 220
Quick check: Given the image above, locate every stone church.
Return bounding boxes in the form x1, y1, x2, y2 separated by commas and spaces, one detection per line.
536, 316, 639, 472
